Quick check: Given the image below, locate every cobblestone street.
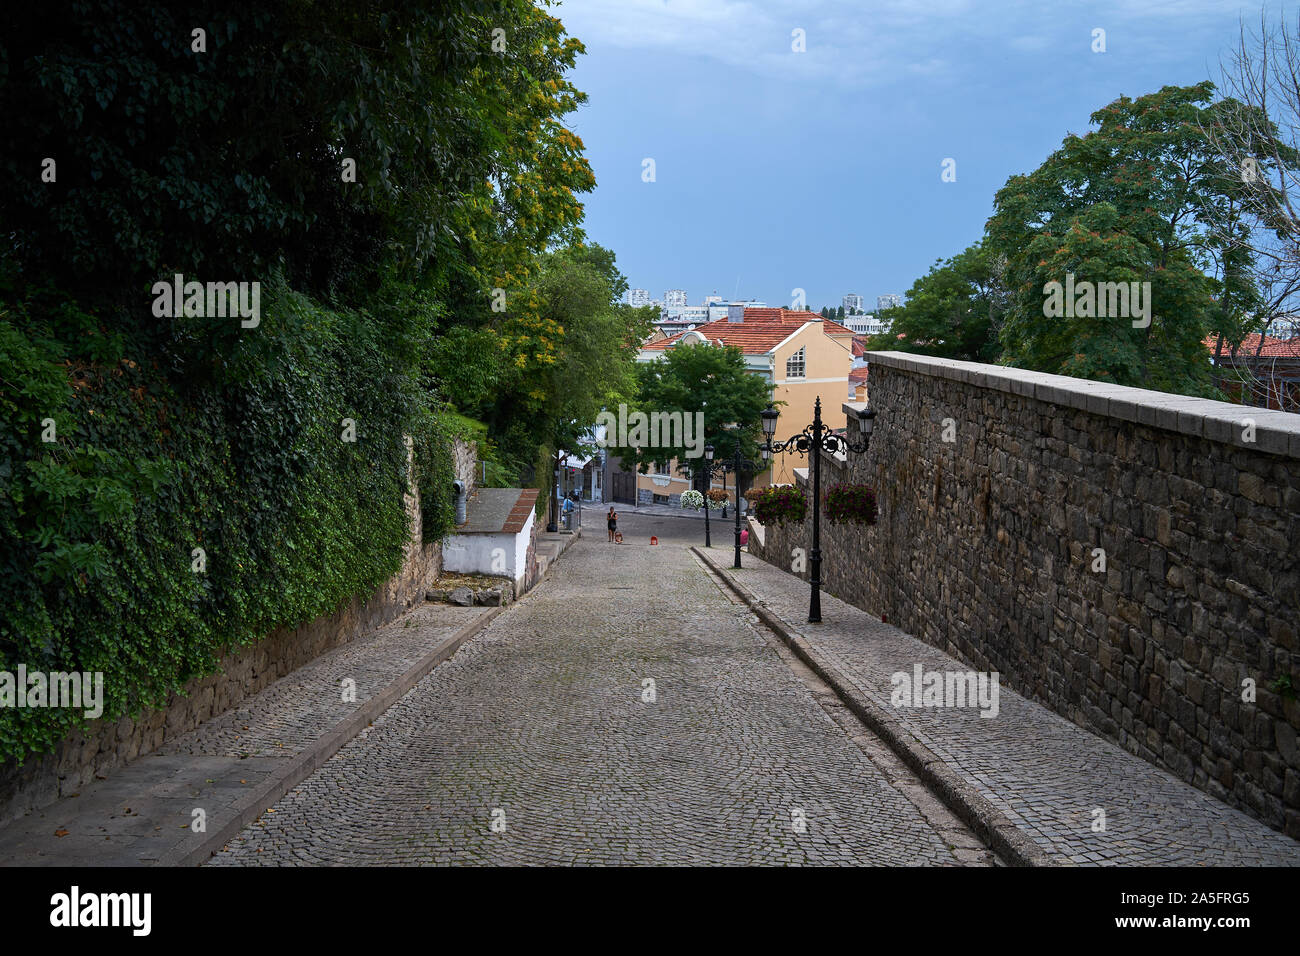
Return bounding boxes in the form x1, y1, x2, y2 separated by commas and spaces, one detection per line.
208, 513, 991, 866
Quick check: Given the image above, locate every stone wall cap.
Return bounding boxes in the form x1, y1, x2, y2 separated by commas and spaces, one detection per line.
863, 350, 1300, 457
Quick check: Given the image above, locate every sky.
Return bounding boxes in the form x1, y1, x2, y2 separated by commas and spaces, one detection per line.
554, 0, 1288, 312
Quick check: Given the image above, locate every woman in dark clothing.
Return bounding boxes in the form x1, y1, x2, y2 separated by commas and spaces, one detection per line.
607, 507, 618, 542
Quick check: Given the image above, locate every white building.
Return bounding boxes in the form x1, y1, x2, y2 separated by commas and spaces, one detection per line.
663, 289, 688, 308
876, 294, 902, 312
659, 298, 767, 326
842, 293, 864, 314
628, 288, 650, 307
847, 313, 892, 336
844, 314, 873, 335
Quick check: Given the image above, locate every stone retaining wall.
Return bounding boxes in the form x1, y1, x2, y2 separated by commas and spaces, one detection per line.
750, 352, 1300, 837
453, 436, 478, 500
0, 443, 459, 824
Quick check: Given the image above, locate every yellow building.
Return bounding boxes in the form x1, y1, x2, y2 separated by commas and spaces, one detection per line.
632, 306, 854, 505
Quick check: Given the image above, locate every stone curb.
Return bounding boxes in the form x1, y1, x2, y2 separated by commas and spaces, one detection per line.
159, 605, 506, 867
693, 546, 1054, 868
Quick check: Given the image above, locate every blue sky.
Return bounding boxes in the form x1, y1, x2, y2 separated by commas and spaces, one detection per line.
555, 0, 1282, 311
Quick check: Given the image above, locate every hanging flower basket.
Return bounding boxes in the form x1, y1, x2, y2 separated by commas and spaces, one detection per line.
824, 483, 878, 525
705, 488, 729, 510
751, 485, 807, 525
680, 490, 704, 511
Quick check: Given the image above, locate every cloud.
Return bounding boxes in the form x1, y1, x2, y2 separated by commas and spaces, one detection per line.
554, 0, 974, 86
552, 0, 1250, 88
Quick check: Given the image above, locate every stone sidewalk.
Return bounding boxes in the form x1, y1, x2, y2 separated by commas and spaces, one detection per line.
697, 547, 1300, 866
0, 601, 502, 866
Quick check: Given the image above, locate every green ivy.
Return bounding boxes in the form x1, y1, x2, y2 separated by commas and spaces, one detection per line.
0, 278, 456, 764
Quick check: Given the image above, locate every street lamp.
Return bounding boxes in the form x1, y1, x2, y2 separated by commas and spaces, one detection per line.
761, 397, 876, 623
699, 437, 759, 568
547, 448, 562, 532
700, 443, 715, 549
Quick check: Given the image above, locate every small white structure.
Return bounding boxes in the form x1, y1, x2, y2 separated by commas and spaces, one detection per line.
441, 488, 538, 595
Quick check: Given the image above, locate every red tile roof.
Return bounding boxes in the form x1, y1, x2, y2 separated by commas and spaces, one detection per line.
502, 489, 539, 534
1205, 333, 1300, 359
641, 309, 854, 354
849, 367, 869, 383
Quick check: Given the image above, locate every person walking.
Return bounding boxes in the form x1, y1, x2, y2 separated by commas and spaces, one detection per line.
607, 506, 618, 542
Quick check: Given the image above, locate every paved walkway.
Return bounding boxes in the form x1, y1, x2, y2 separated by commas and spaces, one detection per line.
702, 549, 1300, 866
0, 601, 495, 865
208, 513, 991, 866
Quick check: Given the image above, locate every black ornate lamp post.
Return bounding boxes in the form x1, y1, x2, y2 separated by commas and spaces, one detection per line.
698, 450, 714, 549
547, 448, 561, 532
761, 397, 876, 623
702, 438, 759, 569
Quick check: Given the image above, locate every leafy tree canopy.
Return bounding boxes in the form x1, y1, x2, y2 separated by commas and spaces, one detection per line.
985, 82, 1290, 394
0, 0, 593, 326
608, 343, 771, 485
867, 241, 1008, 362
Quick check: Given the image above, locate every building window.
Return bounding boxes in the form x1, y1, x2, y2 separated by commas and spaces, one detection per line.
786, 347, 806, 380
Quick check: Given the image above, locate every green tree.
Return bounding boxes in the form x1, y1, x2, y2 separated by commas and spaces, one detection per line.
607, 344, 771, 487
986, 83, 1280, 395
0, 1, 592, 322
431, 243, 651, 489
0, 0, 602, 761
868, 241, 1008, 361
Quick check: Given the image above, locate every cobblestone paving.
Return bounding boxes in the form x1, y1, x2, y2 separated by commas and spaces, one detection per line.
156, 604, 486, 759
718, 554, 1300, 866
209, 515, 983, 866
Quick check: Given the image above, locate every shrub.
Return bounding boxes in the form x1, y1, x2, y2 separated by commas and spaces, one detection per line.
680, 490, 704, 511
0, 278, 456, 764
751, 485, 807, 526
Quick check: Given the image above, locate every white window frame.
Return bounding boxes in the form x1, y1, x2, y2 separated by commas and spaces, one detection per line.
786, 346, 806, 380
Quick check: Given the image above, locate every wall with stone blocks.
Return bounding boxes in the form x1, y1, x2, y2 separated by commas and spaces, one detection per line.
750, 352, 1300, 837
0, 443, 465, 824
453, 437, 478, 499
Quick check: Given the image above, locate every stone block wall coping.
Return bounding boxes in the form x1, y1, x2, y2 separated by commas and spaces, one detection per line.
863, 351, 1300, 459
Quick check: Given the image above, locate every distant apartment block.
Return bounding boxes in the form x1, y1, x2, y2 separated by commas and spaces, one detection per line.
628, 288, 650, 307
663, 289, 688, 308
876, 293, 902, 312
842, 293, 864, 314
845, 313, 892, 337
657, 297, 767, 328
